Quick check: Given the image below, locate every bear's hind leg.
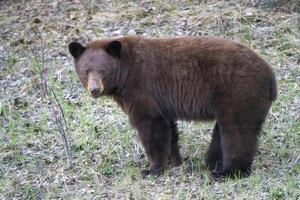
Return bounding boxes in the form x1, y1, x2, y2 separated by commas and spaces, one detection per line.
205, 123, 222, 171
212, 96, 271, 180
170, 121, 182, 167
213, 121, 262, 179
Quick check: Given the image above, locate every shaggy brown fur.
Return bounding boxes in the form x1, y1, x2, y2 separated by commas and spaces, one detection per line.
69, 36, 277, 179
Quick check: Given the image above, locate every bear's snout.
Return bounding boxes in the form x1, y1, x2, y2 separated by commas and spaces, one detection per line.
90, 86, 100, 97
88, 78, 104, 98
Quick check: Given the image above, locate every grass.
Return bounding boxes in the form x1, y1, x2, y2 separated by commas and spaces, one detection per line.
0, 0, 300, 199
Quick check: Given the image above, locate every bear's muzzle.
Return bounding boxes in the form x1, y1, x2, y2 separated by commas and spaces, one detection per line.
87, 76, 104, 98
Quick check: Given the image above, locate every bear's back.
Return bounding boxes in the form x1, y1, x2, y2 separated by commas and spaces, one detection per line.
117, 36, 276, 120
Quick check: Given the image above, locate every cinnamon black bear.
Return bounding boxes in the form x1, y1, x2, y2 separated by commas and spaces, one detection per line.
69, 36, 277, 179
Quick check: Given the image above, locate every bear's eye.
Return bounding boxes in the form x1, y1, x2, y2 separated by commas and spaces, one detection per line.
84, 69, 89, 75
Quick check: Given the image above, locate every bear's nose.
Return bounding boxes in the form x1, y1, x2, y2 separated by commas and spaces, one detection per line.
88, 77, 104, 98
90, 87, 100, 97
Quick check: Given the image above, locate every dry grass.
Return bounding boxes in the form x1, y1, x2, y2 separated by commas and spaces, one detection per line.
0, 0, 299, 199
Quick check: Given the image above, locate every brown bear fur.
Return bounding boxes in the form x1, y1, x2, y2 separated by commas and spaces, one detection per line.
69, 36, 277, 179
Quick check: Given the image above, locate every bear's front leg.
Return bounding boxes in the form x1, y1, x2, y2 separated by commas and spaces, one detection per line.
130, 113, 172, 177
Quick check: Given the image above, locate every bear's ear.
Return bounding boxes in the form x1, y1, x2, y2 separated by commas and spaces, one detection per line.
106, 40, 122, 57
69, 42, 86, 59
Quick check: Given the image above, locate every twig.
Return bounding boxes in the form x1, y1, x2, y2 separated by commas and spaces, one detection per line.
32, 40, 72, 163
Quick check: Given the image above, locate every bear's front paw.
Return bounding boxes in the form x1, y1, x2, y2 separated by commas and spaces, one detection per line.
140, 169, 151, 178
170, 154, 183, 167
141, 165, 164, 178
210, 170, 226, 182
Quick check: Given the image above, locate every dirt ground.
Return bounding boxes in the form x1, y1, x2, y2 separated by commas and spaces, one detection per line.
0, 0, 299, 199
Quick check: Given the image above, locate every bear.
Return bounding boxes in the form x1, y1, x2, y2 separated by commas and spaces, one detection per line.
68, 36, 277, 179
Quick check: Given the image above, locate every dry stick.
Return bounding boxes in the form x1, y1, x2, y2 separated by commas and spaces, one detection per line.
49, 86, 72, 159
32, 44, 72, 163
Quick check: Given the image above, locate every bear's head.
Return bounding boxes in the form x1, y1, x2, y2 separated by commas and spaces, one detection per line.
68, 40, 122, 98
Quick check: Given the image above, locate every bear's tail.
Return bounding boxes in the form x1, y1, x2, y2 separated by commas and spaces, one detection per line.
269, 73, 277, 101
